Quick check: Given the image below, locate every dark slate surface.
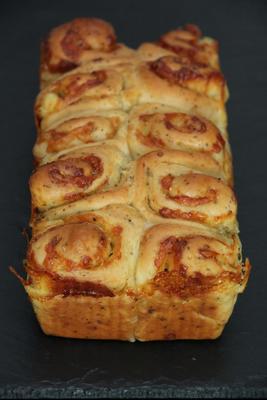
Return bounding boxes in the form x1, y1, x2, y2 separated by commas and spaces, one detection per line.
1, 0, 267, 398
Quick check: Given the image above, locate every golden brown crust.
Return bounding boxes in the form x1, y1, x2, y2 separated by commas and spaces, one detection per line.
30, 294, 137, 340
126, 103, 231, 182
40, 17, 134, 88
129, 150, 236, 232
36, 57, 140, 131
135, 223, 243, 289
135, 58, 228, 132
30, 143, 129, 212
138, 24, 220, 70
149, 56, 225, 101
135, 291, 236, 340
33, 109, 128, 164
16, 19, 250, 341
36, 66, 125, 130
134, 224, 250, 340
25, 205, 145, 316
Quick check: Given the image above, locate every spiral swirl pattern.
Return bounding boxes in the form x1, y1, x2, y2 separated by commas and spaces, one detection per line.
126, 103, 231, 182
30, 143, 129, 212
40, 18, 134, 88
27, 205, 144, 296
131, 150, 236, 231
136, 224, 243, 295
137, 24, 220, 71
33, 110, 127, 164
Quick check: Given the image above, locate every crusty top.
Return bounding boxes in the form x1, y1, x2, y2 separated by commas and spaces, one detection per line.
33, 109, 127, 163
30, 143, 129, 211
135, 223, 245, 298
138, 24, 219, 69
27, 205, 144, 297
130, 149, 236, 232
41, 18, 133, 75
23, 19, 250, 303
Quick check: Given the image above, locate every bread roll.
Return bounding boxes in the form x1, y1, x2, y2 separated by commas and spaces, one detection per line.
15, 19, 250, 340
40, 18, 134, 88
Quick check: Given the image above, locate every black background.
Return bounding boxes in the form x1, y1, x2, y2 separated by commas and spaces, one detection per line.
1, 0, 267, 398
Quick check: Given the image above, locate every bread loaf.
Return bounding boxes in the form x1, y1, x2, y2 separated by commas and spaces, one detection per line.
18, 18, 250, 340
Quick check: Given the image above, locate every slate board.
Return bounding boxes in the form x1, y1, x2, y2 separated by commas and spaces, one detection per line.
1, 0, 267, 398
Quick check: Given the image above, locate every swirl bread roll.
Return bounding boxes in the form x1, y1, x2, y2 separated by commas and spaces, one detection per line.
135, 55, 228, 132
24, 205, 144, 340
126, 103, 232, 183
30, 143, 129, 215
138, 24, 220, 69
135, 223, 249, 340
130, 150, 236, 233
33, 109, 128, 165
40, 17, 135, 88
13, 19, 250, 340
35, 57, 139, 132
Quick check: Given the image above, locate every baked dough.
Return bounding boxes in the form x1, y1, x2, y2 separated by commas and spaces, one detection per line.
17, 19, 250, 340
40, 18, 134, 88
26, 204, 144, 340
125, 103, 232, 183
30, 143, 129, 212
137, 24, 220, 69
135, 223, 248, 340
130, 150, 236, 232
33, 109, 128, 164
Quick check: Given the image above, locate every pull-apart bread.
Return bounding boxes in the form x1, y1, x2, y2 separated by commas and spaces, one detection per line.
16, 18, 250, 340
